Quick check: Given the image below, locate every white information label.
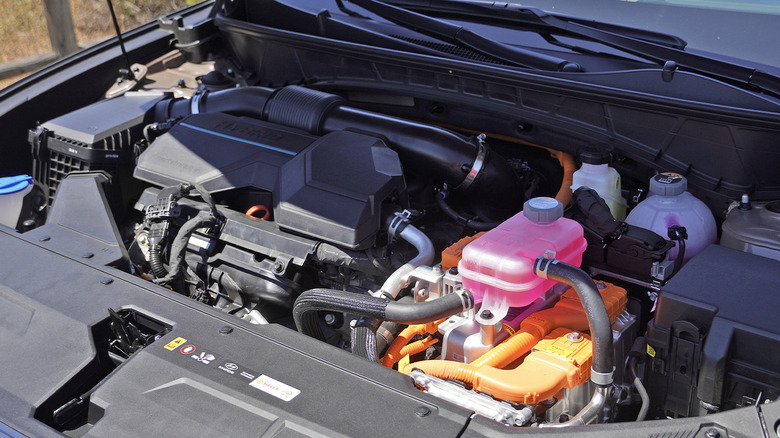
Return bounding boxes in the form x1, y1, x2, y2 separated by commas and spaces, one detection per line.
249, 374, 300, 402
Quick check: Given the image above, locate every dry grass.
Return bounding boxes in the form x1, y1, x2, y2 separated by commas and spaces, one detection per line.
0, 0, 202, 87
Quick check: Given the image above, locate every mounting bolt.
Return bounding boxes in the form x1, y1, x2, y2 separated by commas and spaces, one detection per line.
219, 326, 233, 335
567, 332, 583, 342
415, 406, 431, 417
273, 261, 285, 274
81, 252, 94, 259
480, 310, 493, 319
596, 281, 606, 289
39, 235, 50, 242
324, 313, 336, 325
705, 429, 720, 438
541, 397, 556, 407
100, 277, 113, 285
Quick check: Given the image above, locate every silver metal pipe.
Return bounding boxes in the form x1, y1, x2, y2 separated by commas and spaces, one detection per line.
374, 222, 434, 299
540, 386, 609, 427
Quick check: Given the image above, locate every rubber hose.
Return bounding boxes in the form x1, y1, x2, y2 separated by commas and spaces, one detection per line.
154, 87, 274, 120
674, 236, 686, 273
375, 321, 405, 357
534, 258, 614, 377
293, 288, 471, 341
436, 190, 500, 231
351, 320, 380, 362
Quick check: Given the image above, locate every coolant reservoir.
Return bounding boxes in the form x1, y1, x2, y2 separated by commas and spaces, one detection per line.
571, 149, 627, 220
625, 172, 716, 263
458, 197, 587, 315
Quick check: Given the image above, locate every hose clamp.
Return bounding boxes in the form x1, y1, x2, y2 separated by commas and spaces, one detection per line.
454, 134, 487, 192
388, 209, 413, 238
590, 367, 615, 386
457, 289, 475, 312
190, 91, 205, 114
534, 256, 556, 279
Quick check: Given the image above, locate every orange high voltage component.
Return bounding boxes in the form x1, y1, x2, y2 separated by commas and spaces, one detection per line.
380, 319, 445, 368
473, 328, 593, 404
401, 281, 627, 404
471, 281, 625, 369
440, 232, 485, 271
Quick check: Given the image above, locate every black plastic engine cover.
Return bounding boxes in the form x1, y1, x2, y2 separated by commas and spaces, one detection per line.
134, 113, 406, 249
645, 245, 780, 418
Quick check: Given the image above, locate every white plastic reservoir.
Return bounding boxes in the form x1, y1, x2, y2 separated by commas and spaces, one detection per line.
571, 149, 627, 220
626, 172, 716, 263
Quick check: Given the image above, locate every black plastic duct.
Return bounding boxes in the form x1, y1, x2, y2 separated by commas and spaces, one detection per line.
154, 85, 522, 221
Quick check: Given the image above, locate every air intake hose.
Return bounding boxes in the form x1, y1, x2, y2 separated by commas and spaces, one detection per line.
154, 85, 522, 221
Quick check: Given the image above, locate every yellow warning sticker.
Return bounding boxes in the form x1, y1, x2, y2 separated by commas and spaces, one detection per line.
546, 344, 574, 358
164, 337, 187, 351
647, 344, 656, 358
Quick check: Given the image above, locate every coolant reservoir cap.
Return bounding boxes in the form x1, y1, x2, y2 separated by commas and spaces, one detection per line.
649, 172, 687, 196
0, 175, 32, 195
578, 147, 611, 165
523, 197, 563, 223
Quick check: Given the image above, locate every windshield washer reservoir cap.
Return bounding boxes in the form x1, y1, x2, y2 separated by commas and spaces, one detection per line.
649, 172, 687, 196
523, 197, 563, 223
0, 175, 32, 195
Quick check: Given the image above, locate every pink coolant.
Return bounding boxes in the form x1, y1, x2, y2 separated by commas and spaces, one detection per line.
458, 197, 587, 307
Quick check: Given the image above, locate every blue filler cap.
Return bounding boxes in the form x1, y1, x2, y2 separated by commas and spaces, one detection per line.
0, 175, 32, 195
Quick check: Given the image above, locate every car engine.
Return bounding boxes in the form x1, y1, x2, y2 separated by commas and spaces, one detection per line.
2, 1, 780, 434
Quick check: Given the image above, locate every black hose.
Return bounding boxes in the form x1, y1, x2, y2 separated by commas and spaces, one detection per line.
293, 288, 472, 342
154, 87, 274, 120
534, 258, 614, 379
668, 226, 688, 274
436, 190, 500, 231
351, 318, 380, 362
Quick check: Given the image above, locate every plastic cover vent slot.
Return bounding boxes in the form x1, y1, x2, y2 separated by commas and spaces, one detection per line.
36, 129, 132, 205
390, 34, 508, 65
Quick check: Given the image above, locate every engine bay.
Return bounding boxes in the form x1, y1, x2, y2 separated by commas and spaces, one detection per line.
2, 2, 780, 435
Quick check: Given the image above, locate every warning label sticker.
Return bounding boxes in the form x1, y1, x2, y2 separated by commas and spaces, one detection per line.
164, 336, 300, 402
250, 375, 300, 402
164, 337, 187, 351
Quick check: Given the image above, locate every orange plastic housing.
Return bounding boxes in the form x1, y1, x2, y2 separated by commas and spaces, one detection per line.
441, 232, 485, 271
473, 328, 593, 404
